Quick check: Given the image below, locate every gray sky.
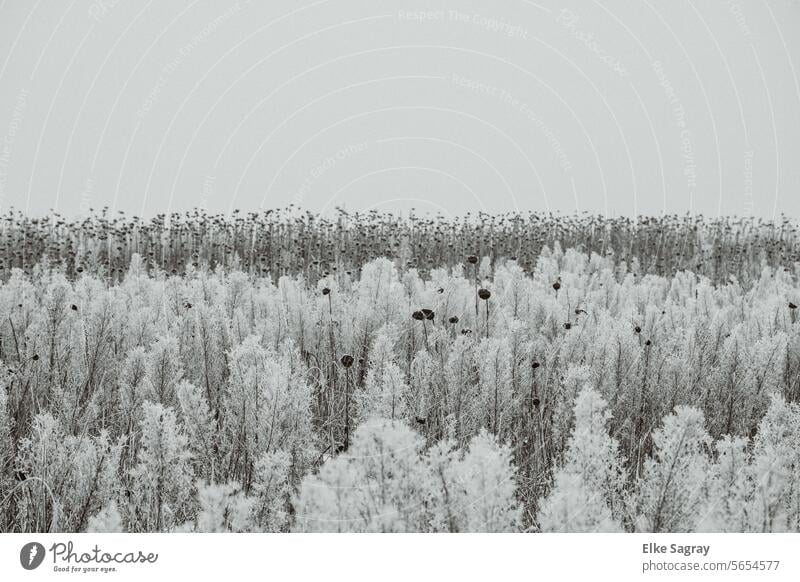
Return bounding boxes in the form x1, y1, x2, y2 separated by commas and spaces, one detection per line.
0, 0, 798, 218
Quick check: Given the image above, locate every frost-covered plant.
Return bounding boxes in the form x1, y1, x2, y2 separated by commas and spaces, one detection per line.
177, 380, 216, 482
127, 403, 193, 532
0, 377, 13, 527
447, 430, 521, 532
635, 406, 711, 532
746, 395, 800, 532
358, 362, 409, 422
696, 436, 752, 532
13, 414, 120, 533
223, 336, 312, 490
87, 502, 124, 533
194, 482, 254, 533
294, 419, 429, 532
538, 387, 624, 532
251, 451, 292, 532
356, 325, 410, 422
475, 338, 514, 437
146, 335, 183, 406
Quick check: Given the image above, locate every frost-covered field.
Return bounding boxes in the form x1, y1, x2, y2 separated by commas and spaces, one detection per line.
1, 211, 799, 533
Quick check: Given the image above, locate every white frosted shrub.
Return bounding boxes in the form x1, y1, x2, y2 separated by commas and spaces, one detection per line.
251, 450, 292, 532
635, 406, 711, 532
294, 418, 429, 532
195, 482, 254, 533
538, 387, 624, 532
696, 436, 752, 532
452, 430, 521, 532
87, 502, 124, 533
127, 403, 193, 532
747, 395, 800, 532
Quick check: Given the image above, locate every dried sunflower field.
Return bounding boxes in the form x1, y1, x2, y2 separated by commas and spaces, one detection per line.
1, 209, 799, 533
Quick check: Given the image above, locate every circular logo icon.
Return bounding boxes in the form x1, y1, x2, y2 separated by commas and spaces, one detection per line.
20, 542, 46, 570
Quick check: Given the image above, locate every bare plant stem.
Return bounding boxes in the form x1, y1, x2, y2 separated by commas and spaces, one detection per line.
343, 368, 351, 452
485, 300, 490, 339
474, 263, 479, 323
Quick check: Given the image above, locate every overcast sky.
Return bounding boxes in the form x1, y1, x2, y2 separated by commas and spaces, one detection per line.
0, 0, 798, 218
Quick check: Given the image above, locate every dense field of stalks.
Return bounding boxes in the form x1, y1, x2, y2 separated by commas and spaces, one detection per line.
1, 210, 799, 533
3, 208, 799, 285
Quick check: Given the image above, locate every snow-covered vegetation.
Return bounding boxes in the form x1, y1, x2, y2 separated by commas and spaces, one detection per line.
1, 210, 799, 532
